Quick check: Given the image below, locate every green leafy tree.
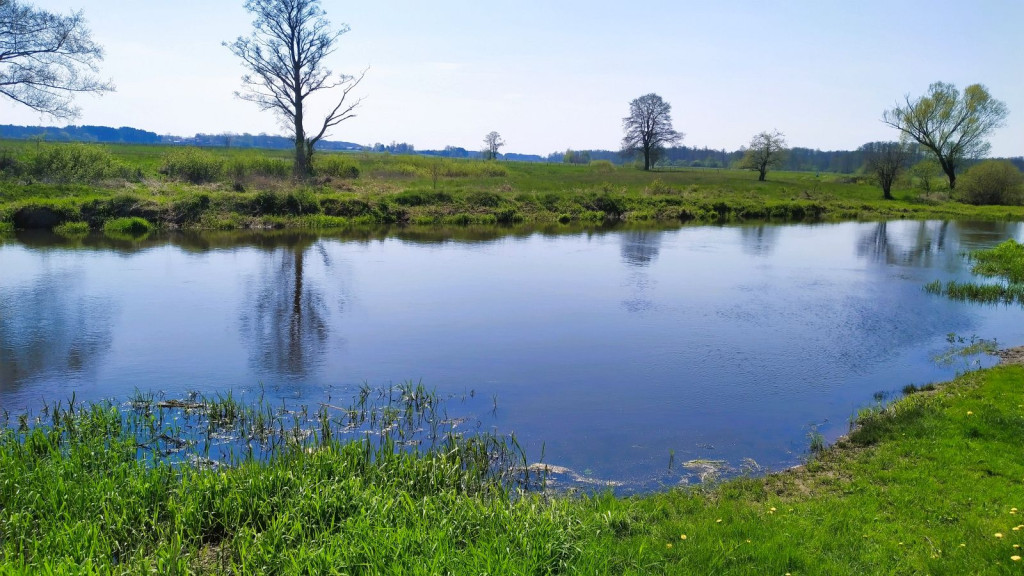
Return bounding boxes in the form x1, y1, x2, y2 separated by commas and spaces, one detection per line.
883, 82, 1008, 190
741, 130, 787, 181
909, 159, 941, 192
227, 0, 365, 178
0, 0, 114, 119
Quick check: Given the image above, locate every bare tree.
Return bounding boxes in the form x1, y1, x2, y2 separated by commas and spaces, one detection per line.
741, 130, 787, 181
226, 0, 365, 178
0, 0, 113, 119
860, 141, 908, 200
621, 93, 682, 171
482, 131, 503, 161
883, 82, 1008, 190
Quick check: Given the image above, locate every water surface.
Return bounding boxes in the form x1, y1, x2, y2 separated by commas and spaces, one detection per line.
1, 220, 1022, 491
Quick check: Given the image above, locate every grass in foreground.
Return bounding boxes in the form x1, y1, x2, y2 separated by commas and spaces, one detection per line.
2, 366, 1023, 573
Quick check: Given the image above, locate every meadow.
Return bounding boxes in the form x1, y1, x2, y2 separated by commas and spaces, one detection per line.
2, 140, 1024, 236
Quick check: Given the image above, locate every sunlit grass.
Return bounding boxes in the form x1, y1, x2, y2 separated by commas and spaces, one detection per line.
3, 140, 1024, 231
3, 366, 1023, 573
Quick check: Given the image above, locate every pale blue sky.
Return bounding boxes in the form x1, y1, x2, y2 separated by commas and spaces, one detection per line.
4, 0, 1023, 156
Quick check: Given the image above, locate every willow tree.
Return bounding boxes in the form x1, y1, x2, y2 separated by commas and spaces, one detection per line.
227, 0, 365, 178
883, 82, 1008, 189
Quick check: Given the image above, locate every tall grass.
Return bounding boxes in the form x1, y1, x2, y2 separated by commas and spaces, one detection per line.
926, 239, 1024, 305
161, 147, 224, 184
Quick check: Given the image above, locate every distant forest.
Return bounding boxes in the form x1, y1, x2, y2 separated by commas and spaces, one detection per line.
2, 124, 1021, 174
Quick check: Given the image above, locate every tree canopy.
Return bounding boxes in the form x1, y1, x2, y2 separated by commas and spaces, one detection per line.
482, 131, 504, 161
227, 0, 365, 178
622, 93, 682, 171
883, 82, 1008, 190
0, 0, 113, 119
741, 130, 787, 181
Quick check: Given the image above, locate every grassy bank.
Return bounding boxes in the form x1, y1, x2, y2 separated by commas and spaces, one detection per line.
2, 140, 1023, 233
2, 366, 1022, 574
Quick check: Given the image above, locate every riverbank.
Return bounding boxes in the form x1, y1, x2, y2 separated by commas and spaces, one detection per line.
2, 141, 1023, 233
2, 362, 1022, 573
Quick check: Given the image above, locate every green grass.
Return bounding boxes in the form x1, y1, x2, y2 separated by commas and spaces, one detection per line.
927, 240, 1024, 305
103, 216, 153, 236
3, 366, 1023, 573
2, 140, 1023, 232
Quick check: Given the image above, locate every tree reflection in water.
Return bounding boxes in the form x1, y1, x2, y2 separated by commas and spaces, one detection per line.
239, 235, 330, 379
0, 270, 114, 391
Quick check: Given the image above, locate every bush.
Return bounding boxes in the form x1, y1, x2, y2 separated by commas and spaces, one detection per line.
160, 147, 224, 184
958, 160, 1024, 205
315, 155, 361, 179
225, 155, 292, 180
589, 160, 615, 172
25, 143, 127, 183
103, 217, 153, 236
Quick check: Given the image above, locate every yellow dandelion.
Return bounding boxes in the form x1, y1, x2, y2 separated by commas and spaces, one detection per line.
666, 543, 673, 549
746, 539, 751, 543
959, 543, 966, 547
1015, 526, 1024, 531
716, 518, 722, 523
898, 542, 904, 546
1012, 555, 1021, 562
770, 507, 777, 511
967, 411, 974, 415
995, 533, 1004, 538
1014, 544, 1021, 549
680, 534, 687, 540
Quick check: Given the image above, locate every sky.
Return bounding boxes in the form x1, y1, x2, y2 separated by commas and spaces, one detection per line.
3, 0, 1023, 157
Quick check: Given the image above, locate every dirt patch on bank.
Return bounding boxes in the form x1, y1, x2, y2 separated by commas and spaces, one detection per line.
997, 346, 1024, 365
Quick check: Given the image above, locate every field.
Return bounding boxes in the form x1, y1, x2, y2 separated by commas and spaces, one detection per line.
2, 140, 1023, 234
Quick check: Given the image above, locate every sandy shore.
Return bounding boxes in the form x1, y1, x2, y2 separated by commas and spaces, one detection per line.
997, 346, 1024, 365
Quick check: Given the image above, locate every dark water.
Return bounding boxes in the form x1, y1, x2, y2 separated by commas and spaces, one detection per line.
1, 220, 1022, 491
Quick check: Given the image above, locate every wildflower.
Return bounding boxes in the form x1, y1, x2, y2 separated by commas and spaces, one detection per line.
995, 533, 1004, 538
680, 534, 687, 540
1014, 544, 1021, 549
959, 543, 965, 547
666, 543, 673, 549
1012, 555, 1021, 562
716, 519, 722, 523
967, 411, 974, 415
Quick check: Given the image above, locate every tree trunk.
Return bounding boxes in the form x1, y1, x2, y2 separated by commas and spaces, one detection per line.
643, 147, 651, 171
883, 186, 893, 200
939, 158, 956, 190
758, 168, 766, 181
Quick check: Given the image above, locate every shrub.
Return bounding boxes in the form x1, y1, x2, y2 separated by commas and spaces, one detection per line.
104, 217, 153, 236
589, 160, 615, 171
958, 160, 1024, 205
909, 159, 941, 192
160, 147, 223, 184
315, 155, 360, 179
26, 143, 127, 183
226, 155, 291, 180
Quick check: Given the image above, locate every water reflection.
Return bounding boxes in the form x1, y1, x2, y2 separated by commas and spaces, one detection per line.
239, 235, 330, 379
620, 230, 663, 267
0, 270, 114, 390
857, 221, 953, 267
740, 224, 780, 257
